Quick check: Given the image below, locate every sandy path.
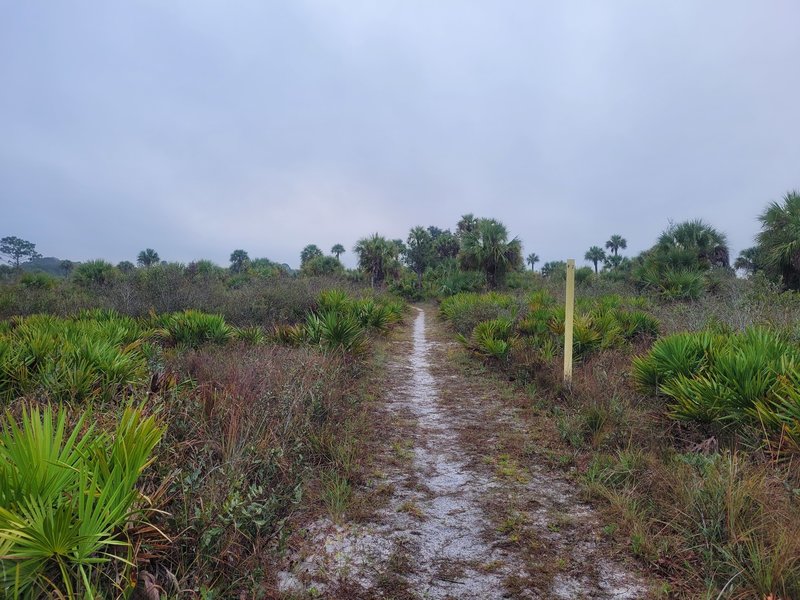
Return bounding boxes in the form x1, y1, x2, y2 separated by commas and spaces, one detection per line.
278, 307, 650, 599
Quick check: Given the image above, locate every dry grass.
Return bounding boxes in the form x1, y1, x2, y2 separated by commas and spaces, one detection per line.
436, 287, 800, 598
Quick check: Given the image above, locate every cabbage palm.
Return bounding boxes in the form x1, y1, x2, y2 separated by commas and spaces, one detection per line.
584, 246, 606, 274
354, 234, 399, 287
229, 249, 250, 274
526, 252, 539, 271
136, 248, 159, 268
756, 191, 800, 289
331, 244, 346, 261
605, 235, 627, 256
457, 218, 522, 288
300, 244, 323, 266
734, 246, 761, 275
657, 220, 729, 268
405, 226, 434, 287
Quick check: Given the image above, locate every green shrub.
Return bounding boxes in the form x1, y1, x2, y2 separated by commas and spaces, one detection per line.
0, 313, 149, 403
458, 317, 515, 361
632, 328, 800, 442
0, 404, 162, 597
155, 310, 234, 348
439, 292, 517, 336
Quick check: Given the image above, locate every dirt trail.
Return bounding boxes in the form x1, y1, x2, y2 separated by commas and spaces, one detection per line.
278, 307, 650, 599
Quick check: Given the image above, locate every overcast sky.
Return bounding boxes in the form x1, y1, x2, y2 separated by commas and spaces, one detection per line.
1, 1, 798, 269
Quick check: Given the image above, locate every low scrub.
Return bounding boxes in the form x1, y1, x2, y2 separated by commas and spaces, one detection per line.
439, 291, 517, 336
0, 312, 149, 403
444, 291, 659, 365
0, 404, 162, 597
632, 327, 800, 446
287, 290, 405, 354
0, 309, 245, 404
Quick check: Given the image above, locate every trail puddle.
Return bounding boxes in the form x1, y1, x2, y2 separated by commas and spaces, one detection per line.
278, 308, 648, 599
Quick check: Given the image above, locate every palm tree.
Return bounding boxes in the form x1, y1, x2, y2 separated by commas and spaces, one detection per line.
657, 220, 729, 268
756, 190, 800, 289
354, 234, 399, 287
229, 249, 250, 274
300, 244, 323, 266
136, 248, 160, 267
456, 213, 478, 237
405, 226, 434, 287
584, 246, 606, 274
526, 252, 539, 271
458, 218, 523, 288
605, 235, 627, 257
733, 247, 761, 275
331, 244, 346, 261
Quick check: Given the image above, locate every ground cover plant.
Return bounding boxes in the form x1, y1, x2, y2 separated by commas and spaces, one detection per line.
441, 290, 659, 363
0, 404, 162, 598
437, 279, 800, 598
0, 286, 405, 598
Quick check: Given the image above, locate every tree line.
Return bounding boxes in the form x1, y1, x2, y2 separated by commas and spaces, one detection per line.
3, 190, 799, 294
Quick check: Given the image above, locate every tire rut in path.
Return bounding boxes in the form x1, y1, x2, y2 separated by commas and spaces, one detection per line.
277, 307, 649, 599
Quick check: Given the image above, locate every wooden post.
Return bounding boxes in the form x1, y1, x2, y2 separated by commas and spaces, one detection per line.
564, 259, 575, 386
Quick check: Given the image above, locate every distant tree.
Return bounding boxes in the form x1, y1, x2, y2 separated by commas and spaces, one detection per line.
229, 249, 250, 274
434, 230, 460, 260
426, 226, 443, 239
187, 259, 223, 278
458, 218, 523, 288
405, 226, 435, 287
605, 235, 627, 257
300, 244, 324, 266
756, 190, 800, 289
0, 236, 42, 270
354, 234, 400, 287
456, 214, 478, 237
603, 254, 623, 270
541, 260, 567, 278
331, 244, 346, 261
73, 259, 116, 287
526, 252, 540, 271
575, 266, 594, 285
657, 219, 729, 268
584, 246, 606, 274
137, 248, 160, 267
733, 246, 761, 276
302, 255, 343, 276
116, 260, 135, 273
60, 259, 75, 276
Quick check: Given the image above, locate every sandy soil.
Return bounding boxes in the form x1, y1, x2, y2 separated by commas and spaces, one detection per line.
277, 307, 651, 599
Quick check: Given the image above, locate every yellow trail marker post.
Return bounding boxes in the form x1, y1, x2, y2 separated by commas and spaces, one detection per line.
564, 259, 575, 386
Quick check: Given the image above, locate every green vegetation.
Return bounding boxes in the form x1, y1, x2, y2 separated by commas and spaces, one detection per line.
756, 190, 800, 289
0, 236, 42, 270
633, 328, 800, 446
136, 248, 160, 267
442, 290, 658, 362
0, 404, 162, 597
1, 188, 799, 597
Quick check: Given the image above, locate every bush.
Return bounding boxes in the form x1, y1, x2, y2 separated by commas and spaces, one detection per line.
0, 312, 149, 403
0, 404, 162, 597
154, 310, 234, 349
458, 317, 515, 361
439, 292, 517, 336
632, 328, 800, 445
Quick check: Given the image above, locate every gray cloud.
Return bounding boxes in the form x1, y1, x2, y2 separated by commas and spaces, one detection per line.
1, 1, 798, 269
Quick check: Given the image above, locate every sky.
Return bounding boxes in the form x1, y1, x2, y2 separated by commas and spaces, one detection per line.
1, 1, 798, 270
